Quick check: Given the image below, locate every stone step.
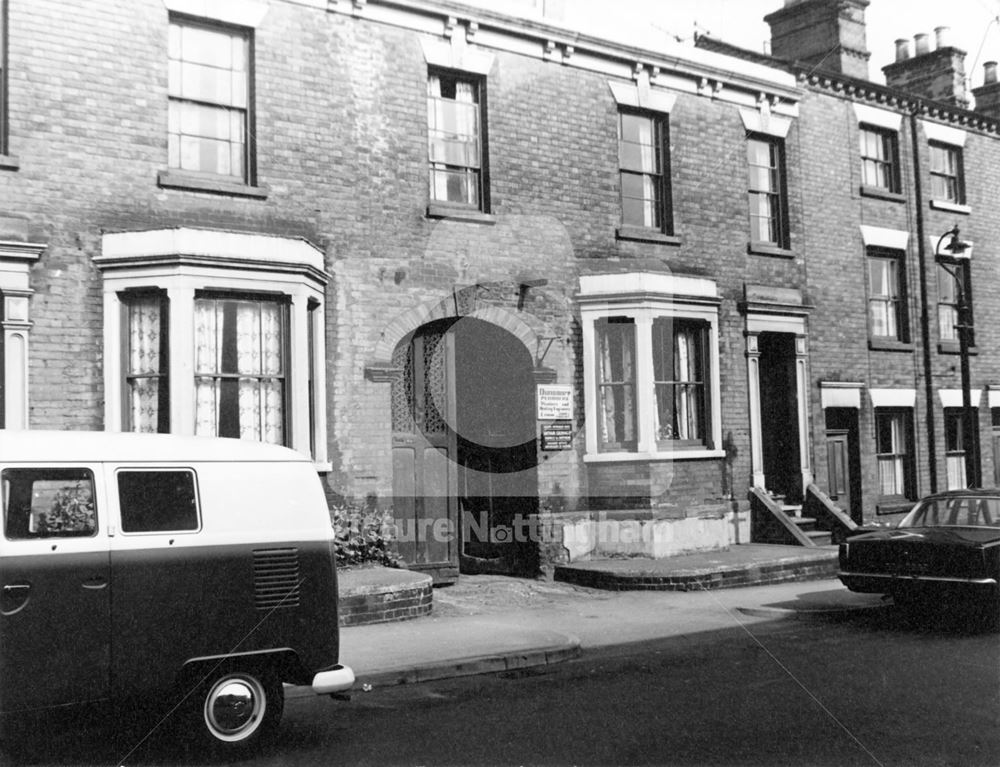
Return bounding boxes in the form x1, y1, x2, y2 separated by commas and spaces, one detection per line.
805, 530, 833, 546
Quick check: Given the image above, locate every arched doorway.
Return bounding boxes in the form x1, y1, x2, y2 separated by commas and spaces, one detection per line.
390, 316, 539, 582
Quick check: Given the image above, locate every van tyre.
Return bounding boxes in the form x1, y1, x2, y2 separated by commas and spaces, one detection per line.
195, 668, 283, 752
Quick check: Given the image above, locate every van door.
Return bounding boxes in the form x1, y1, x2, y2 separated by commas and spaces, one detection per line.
0, 466, 111, 712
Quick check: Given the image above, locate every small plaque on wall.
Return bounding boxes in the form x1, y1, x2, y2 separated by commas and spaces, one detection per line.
541, 420, 573, 451
536, 384, 573, 420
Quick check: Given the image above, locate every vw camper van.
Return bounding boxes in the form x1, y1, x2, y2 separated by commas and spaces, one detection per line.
0, 430, 353, 751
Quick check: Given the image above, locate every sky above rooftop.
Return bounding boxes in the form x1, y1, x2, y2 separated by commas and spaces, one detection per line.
461, 0, 1000, 89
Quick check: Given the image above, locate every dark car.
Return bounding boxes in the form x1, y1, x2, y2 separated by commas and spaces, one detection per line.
839, 490, 1000, 610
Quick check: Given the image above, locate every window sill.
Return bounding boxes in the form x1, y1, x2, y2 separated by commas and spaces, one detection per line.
860, 185, 905, 203
0, 154, 19, 171
426, 202, 496, 224
157, 170, 269, 199
937, 341, 977, 355
868, 338, 914, 352
616, 226, 680, 246
747, 242, 795, 258
930, 199, 971, 215
585, 449, 726, 463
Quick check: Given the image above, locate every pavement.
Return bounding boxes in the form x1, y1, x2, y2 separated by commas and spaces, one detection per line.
289, 543, 886, 699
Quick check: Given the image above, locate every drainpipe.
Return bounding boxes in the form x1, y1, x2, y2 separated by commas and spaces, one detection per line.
909, 109, 938, 493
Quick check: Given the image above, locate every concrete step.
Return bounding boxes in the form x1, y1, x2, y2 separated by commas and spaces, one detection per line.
805, 530, 833, 546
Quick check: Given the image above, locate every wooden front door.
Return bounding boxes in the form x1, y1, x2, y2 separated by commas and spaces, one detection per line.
758, 332, 801, 500
391, 321, 459, 583
453, 318, 538, 577
825, 430, 852, 516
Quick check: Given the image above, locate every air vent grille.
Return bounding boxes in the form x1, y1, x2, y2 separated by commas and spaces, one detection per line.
253, 548, 301, 610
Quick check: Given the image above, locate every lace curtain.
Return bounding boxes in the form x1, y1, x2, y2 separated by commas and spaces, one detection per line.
597, 323, 635, 447
194, 298, 284, 445
128, 296, 163, 433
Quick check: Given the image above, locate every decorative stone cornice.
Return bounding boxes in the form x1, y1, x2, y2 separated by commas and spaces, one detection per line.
801, 70, 1000, 135
327, 0, 801, 113
0, 240, 46, 262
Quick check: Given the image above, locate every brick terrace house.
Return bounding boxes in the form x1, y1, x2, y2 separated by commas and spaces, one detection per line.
2, 0, 999, 582
700, 0, 1000, 540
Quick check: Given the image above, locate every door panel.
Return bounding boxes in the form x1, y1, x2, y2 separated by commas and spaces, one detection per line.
0, 466, 110, 713
825, 431, 851, 513
390, 324, 459, 580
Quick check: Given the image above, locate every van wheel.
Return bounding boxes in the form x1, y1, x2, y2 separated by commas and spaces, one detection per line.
195, 669, 283, 750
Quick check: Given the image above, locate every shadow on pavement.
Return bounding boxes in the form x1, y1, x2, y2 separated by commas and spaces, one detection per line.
803, 596, 1000, 636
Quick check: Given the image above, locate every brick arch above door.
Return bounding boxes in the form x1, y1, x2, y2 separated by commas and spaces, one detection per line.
365, 285, 548, 383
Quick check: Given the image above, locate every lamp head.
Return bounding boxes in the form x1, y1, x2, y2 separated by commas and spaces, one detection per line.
941, 226, 972, 258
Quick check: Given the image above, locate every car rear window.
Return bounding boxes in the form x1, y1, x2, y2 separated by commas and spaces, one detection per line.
902, 496, 1000, 528
118, 469, 200, 533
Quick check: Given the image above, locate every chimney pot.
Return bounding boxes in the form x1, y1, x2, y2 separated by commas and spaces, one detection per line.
914, 33, 930, 56
985, 61, 999, 84
894, 38, 911, 62
934, 26, 950, 49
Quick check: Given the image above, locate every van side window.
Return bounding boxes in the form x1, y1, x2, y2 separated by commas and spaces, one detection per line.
1, 469, 98, 539
118, 470, 199, 533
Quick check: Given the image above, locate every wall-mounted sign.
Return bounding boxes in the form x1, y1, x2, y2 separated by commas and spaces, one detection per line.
541, 420, 573, 451
536, 384, 573, 420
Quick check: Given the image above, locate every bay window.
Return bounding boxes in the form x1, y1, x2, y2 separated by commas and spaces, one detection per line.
98, 229, 328, 466
580, 273, 722, 460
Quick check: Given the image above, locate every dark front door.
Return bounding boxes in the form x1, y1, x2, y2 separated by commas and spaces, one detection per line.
0, 466, 110, 713
391, 321, 460, 584
758, 332, 801, 501
825, 408, 862, 524
453, 318, 539, 577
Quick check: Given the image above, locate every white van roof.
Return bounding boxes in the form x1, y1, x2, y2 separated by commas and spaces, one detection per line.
0, 431, 310, 464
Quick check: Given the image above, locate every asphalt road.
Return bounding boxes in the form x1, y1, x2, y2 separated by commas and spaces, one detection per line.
6, 598, 997, 767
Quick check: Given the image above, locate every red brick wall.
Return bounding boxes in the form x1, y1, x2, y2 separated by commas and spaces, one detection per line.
7, 0, 1000, 541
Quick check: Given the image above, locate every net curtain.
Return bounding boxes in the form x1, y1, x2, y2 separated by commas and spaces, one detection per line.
128, 297, 163, 433
194, 298, 284, 444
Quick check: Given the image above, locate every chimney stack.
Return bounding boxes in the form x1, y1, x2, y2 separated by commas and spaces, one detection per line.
883, 28, 968, 108
973, 61, 1000, 120
894, 38, 911, 63
764, 0, 871, 80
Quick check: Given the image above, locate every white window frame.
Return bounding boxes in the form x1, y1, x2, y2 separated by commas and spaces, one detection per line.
1, 240, 44, 429
579, 273, 723, 462
923, 119, 970, 212
96, 228, 329, 468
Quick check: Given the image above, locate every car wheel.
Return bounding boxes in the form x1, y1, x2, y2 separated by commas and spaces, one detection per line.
195, 668, 283, 751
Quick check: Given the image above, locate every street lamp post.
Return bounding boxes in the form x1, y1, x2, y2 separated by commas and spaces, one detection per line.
936, 226, 979, 488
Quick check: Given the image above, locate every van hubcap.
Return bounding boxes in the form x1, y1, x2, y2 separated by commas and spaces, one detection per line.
204, 675, 266, 741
